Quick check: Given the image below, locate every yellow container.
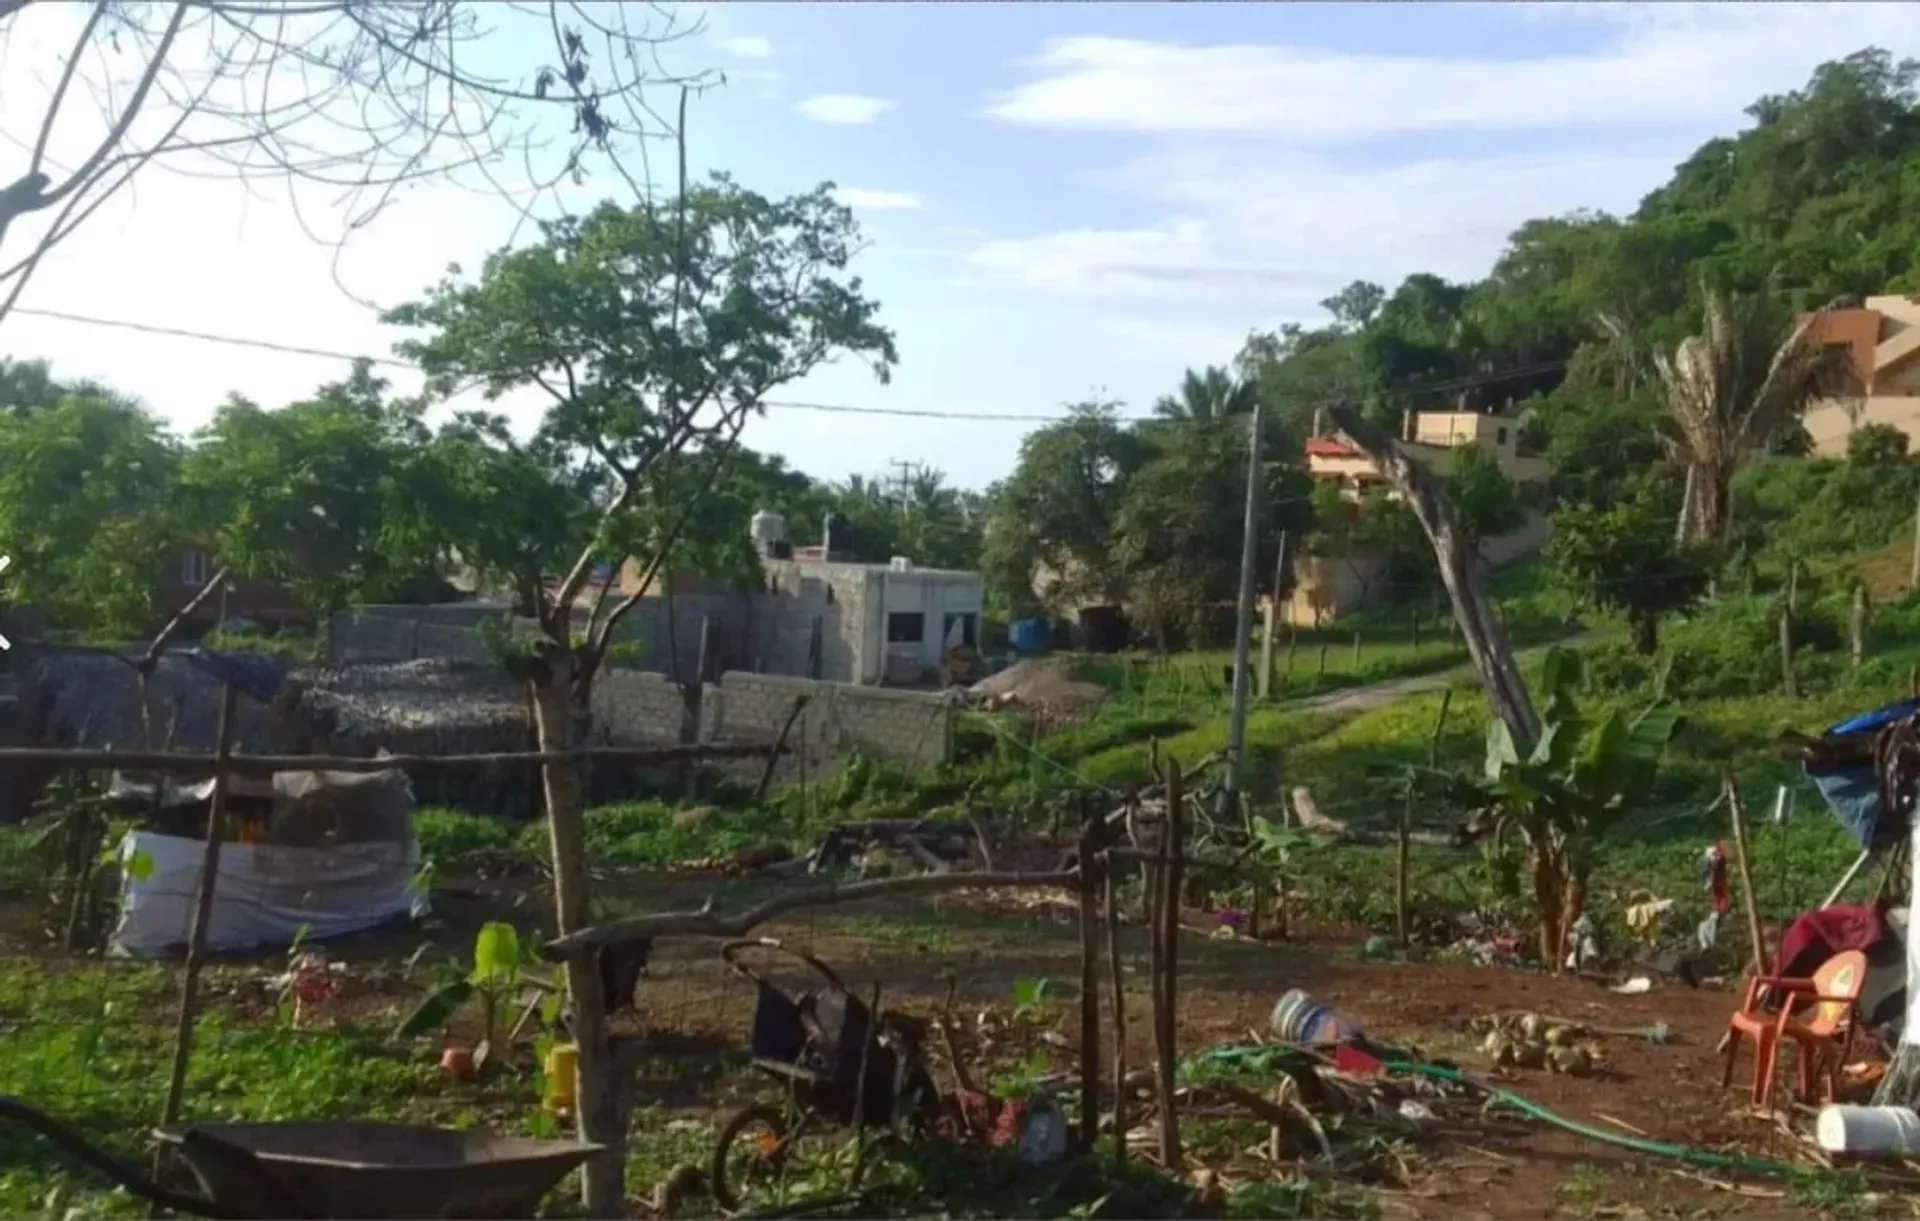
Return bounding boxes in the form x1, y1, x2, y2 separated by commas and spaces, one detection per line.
544, 1043, 579, 1113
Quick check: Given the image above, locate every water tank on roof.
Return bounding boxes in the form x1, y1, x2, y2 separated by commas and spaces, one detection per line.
889, 556, 912, 572
750, 510, 787, 555
823, 513, 854, 561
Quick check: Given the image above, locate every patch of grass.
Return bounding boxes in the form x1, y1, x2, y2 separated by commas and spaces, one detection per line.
1554, 1163, 1612, 1214
0, 958, 537, 1217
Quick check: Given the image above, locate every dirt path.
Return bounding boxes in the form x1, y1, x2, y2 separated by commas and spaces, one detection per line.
1280, 632, 1599, 719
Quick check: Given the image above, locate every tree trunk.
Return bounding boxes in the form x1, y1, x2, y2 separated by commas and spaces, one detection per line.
531, 676, 628, 1215
1687, 459, 1732, 542
1629, 611, 1659, 656
1327, 406, 1539, 752
1531, 846, 1565, 970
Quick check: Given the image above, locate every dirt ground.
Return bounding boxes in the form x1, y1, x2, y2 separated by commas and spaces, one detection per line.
347, 866, 1849, 1220
19, 862, 1879, 1220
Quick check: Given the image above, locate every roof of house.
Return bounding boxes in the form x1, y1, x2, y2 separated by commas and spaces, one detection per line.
1305, 436, 1364, 459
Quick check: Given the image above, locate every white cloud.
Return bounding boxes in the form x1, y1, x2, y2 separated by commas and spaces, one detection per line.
968, 148, 1674, 305
834, 187, 924, 211
982, 5, 1920, 140
717, 34, 774, 59
969, 4, 1920, 315
797, 94, 896, 125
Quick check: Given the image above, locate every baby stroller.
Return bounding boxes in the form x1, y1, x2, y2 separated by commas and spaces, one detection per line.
709, 939, 940, 1212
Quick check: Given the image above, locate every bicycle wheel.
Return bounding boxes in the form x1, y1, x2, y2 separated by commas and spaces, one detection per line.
710, 1103, 791, 1213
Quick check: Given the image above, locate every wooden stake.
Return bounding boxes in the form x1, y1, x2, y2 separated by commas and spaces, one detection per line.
1076, 799, 1102, 1152
159, 682, 238, 1129
1152, 762, 1185, 1174
1104, 848, 1128, 1170
1427, 689, 1454, 769
1396, 776, 1412, 951
1851, 580, 1870, 668
752, 694, 809, 804
1725, 775, 1769, 976
1779, 604, 1797, 698
1351, 628, 1361, 668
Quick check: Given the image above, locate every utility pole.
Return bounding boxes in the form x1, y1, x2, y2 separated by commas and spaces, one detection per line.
1225, 399, 1263, 821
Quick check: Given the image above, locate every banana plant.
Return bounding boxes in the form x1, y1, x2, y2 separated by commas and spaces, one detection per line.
395, 922, 560, 1071
1467, 647, 1682, 970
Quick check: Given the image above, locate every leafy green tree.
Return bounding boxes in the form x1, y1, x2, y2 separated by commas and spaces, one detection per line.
387, 175, 896, 702
179, 361, 440, 624
1152, 365, 1256, 423
1319, 280, 1386, 331
1547, 493, 1712, 654
981, 399, 1144, 613
0, 392, 181, 640
385, 173, 893, 1212
1444, 445, 1524, 541
1522, 386, 1668, 511
1848, 421, 1911, 466
1465, 648, 1682, 968
1112, 419, 1308, 648
1654, 285, 1847, 541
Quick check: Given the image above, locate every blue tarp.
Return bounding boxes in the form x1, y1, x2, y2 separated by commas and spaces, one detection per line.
1803, 696, 1920, 851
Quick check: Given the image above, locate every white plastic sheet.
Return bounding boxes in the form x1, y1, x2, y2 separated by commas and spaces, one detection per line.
107, 831, 429, 957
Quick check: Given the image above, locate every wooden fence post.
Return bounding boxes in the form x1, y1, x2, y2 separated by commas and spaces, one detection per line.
159, 682, 239, 1130
1075, 797, 1103, 1152
1851, 580, 1870, 668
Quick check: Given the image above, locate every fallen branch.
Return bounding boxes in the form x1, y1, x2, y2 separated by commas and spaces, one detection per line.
0, 741, 785, 776
1291, 787, 1460, 848
541, 869, 1079, 958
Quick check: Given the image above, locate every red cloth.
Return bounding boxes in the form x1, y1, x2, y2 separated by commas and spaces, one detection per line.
1771, 903, 1885, 982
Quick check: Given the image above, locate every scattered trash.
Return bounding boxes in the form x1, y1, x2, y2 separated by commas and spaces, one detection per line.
1612, 976, 1653, 995
1565, 914, 1601, 972
1471, 1012, 1605, 1075
1624, 896, 1675, 945
1398, 1099, 1438, 1124
1016, 1094, 1070, 1167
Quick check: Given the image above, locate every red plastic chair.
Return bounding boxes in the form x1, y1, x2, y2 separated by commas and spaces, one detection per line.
1721, 949, 1867, 1111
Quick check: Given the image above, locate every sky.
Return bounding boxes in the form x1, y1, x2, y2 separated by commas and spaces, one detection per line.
4, 2, 1920, 491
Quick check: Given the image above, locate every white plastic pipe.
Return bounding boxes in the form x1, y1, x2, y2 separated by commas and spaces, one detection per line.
1817, 1105, 1920, 1157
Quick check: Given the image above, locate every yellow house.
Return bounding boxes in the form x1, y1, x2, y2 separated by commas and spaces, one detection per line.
1802, 295, 1920, 455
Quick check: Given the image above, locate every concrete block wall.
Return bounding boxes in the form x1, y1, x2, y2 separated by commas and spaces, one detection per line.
701, 671, 951, 784
589, 669, 687, 746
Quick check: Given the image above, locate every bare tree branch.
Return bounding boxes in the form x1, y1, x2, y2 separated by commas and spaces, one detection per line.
0, 1, 719, 326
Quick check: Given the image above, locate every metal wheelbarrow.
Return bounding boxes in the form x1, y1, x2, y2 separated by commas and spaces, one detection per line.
0, 1096, 601, 1219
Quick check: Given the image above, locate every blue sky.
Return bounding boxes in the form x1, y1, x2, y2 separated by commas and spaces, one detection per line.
6, 2, 1920, 491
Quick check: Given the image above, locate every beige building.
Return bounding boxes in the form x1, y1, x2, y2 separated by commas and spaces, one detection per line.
1304, 409, 1550, 495
1802, 295, 1920, 455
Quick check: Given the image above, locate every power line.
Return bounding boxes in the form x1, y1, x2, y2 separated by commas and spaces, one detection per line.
7, 306, 1091, 423
8, 303, 1568, 426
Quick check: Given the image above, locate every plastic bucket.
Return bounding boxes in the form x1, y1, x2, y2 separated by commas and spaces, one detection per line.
1816, 1105, 1920, 1156
1270, 989, 1362, 1046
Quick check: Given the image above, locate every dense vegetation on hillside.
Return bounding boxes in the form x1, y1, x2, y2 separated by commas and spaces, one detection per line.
983, 49, 1920, 639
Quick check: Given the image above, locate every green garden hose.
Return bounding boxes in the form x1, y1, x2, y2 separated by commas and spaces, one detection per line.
1188, 1045, 1814, 1180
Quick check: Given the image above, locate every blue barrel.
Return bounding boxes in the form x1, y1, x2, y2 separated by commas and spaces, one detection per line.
1010, 617, 1051, 654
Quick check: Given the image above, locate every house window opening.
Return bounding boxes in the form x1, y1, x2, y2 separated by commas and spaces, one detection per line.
180, 552, 213, 588
942, 612, 978, 649
886, 612, 925, 644
1495, 427, 1509, 446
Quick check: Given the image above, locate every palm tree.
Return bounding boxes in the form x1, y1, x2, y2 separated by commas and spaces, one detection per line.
1653, 287, 1848, 542
1152, 365, 1256, 422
